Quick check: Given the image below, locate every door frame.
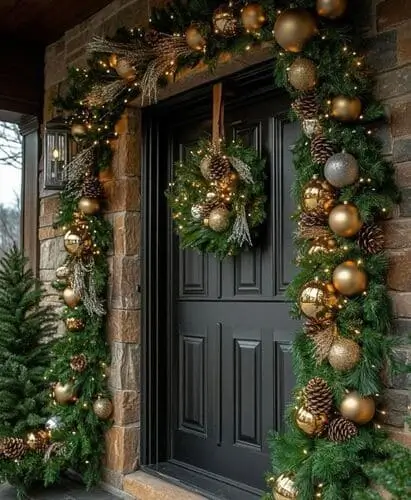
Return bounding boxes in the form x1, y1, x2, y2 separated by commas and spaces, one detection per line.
140, 60, 283, 481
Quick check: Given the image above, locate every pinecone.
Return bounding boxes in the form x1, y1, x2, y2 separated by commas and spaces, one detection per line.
304, 377, 333, 416
70, 354, 88, 373
82, 175, 104, 199
292, 93, 320, 120
299, 211, 328, 227
200, 199, 222, 218
310, 135, 334, 166
0, 437, 27, 460
208, 154, 231, 181
327, 417, 358, 442
357, 223, 384, 255
144, 29, 161, 47
304, 319, 334, 336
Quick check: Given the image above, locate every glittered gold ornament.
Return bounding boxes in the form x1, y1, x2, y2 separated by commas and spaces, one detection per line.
332, 260, 368, 296
54, 382, 76, 404
213, 4, 237, 37
78, 196, 101, 215
302, 177, 336, 215
331, 96, 362, 122
328, 337, 361, 371
70, 123, 87, 140
299, 281, 339, 322
208, 207, 231, 232
56, 266, 70, 279
273, 474, 298, 500
317, 0, 348, 19
340, 391, 375, 424
114, 57, 136, 81
288, 58, 317, 92
274, 8, 317, 52
63, 287, 81, 308
241, 3, 266, 31
26, 430, 50, 451
93, 397, 113, 420
65, 317, 85, 332
302, 118, 322, 138
328, 203, 362, 238
295, 406, 327, 436
185, 24, 206, 51
308, 235, 337, 255
324, 152, 359, 188
64, 225, 92, 256
191, 204, 204, 220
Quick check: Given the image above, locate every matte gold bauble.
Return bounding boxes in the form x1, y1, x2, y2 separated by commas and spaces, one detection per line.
54, 382, 76, 404
114, 57, 136, 81
65, 317, 85, 332
332, 261, 368, 297
63, 287, 81, 308
340, 391, 375, 424
328, 203, 362, 238
185, 24, 206, 51
328, 337, 361, 371
274, 8, 317, 52
296, 406, 327, 436
26, 430, 49, 451
273, 474, 298, 500
208, 207, 231, 232
56, 266, 70, 279
331, 96, 362, 122
302, 178, 336, 215
213, 5, 237, 37
299, 281, 339, 322
93, 397, 113, 420
70, 123, 87, 139
308, 236, 337, 255
78, 196, 101, 215
317, 0, 348, 19
241, 4, 266, 32
288, 58, 317, 92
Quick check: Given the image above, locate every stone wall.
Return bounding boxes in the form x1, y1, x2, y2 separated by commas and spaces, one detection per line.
40, 0, 411, 494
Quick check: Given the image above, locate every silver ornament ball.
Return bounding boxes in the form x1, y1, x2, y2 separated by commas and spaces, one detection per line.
191, 204, 203, 220
45, 416, 63, 432
324, 152, 359, 188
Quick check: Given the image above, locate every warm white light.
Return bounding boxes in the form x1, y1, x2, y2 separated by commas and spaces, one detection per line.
52, 148, 60, 160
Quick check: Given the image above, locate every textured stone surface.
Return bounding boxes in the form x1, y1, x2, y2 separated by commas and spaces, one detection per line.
107, 309, 140, 343
398, 21, 411, 65
383, 219, 411, 249
376, 67, 411, 100
111, 256, 141, 309
112, 389, 140, 425
391, 291, 411, 317
113, 212, 141, 257
377, 0, 411, 31
383, 390, 411, 426
366, 30, 397, 71
395, 162, 411, 187
105, 425, 140, 473
110, 342, 140, 391
387, 249, 411, 291
0, 480, 121, 499
394, 138, 411, 164
391, 102, 411, 137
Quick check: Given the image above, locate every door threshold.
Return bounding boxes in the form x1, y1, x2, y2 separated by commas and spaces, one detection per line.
142, 461, 263, 500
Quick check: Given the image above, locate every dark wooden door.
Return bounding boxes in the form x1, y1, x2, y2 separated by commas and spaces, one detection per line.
167, 89, 300, 492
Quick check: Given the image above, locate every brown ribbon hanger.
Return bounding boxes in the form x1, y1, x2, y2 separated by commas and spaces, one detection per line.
212, 82, 225, 147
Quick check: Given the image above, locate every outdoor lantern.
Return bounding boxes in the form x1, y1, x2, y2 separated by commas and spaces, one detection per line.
44, 115, 72, 190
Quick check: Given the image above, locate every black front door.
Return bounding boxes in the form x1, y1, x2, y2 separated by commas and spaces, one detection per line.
165, 79, 300, 493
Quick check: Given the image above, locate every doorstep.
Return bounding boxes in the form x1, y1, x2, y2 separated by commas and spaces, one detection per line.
123, 471, 208, 500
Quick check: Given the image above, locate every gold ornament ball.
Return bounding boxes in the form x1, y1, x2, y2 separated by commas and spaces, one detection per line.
299, 281, 339, 322
317, 0, 348, 19
241, 4, 266, 32
78, 196, 101, 215
54, 382, 76, 404
328, 337, 361, 372
208, 207, 231, 233
56, 266, 70, 279
70, 123, 87, 139
213, 5, 237, 36
93, 398, 113, 420
115, 57, 137, 81
340, 391, 375, 425
65, 317, 85, 332
185, 24, 206, 51
63, 287, 81, 308
308, 236, 337, 255
295, 406, 327, 436
274, 8, 317, 53
273, 474, 298, 500
302, 178, 336, 214
328, 203, 362, 238
332, 260, 368, 297
331, 96, 362, 122
288, 58, 317, 92
27, 430, 49, 451
108, 53, 118, 68
64, 226, 92, 256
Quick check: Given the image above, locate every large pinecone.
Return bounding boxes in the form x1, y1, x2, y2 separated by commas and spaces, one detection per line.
209, 154, 231, 181
0, 437, 27, 460
357, 223, 384, 254
327, 417, 358, 442
304, 319, 334, 336
310, 135, 334, 166
82, 175, 104, 199
70, 353, 88, 372
305, 377, 333, 416
200, 199, 222, 218
292, 93, 320, 120
299, 211, 328, 227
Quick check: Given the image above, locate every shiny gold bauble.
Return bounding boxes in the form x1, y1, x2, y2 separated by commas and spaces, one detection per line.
328, 203, 362, 238
340, 391, 375, 424
54, 382, 76, 404
241, 4, 266, 31
70, 123, 87, 139
208, 207, 231, 233
78, 196, 101, 215
64, 226, 92, 256
274, 8, 317, 53
185, 24, 206, 51
93, 397, 113, 420
65, 317, 85, 332
114, 57, 137, 81
331, 96, 362, 122
296, 406, 327, 436
63, 287, 81, 308
26, 430, 50, 451
273, 474, 298, 500
108, 53, 118, 68
332, 261, 368, 297
56, 266, 70, 279
288, 58, 317, 92
317, 0, 348, 19
308, 236, 337, 255
213, 5, 237, 36
328, 337, 361, 371
299, 281, 339, 322
302, 178, 336, 214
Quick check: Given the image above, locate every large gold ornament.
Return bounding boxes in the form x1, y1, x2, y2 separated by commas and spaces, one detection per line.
78, 196, 101, 215
54, 382, 76, 404
213, 5, 237, 37
208, 207, 231, 232
65, 317, 85, 332
302, 178, 336, 214
328, 203, 362, 238
26, 430, 50, 451
308, 236, 337, 255
273, 474, 298, 500
295, 406, 327, 436
288, 58, 317, 92
114, 57, 136, 81
63, 287, 81, 308
274, 8, 317, 53
64, 225, 92, 256
93, 397, 113, 420
299, 281, 339, 322
331, 96, 362, 122
241, 4, 266, 31
317, 0, 348, 19
332, 261, 368, 296
328, 337, 361, 371
185, 24, 206, 51
340, 391, 375, 424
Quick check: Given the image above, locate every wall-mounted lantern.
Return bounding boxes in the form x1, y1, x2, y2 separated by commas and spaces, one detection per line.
43, 115, 72, 190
